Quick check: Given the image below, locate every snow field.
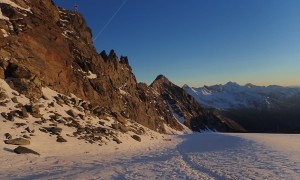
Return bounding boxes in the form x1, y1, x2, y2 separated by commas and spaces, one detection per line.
1, 133, 300, 179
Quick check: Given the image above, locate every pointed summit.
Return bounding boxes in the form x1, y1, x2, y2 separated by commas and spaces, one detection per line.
108, 49, 117, 59
100, 50, 108, 59
225, 81, 239, 86
149, 74, 243, 132
154, 74, 168, 81
151, 74, 173, 90
182, 84, 190, 89
225, 81, 240, 88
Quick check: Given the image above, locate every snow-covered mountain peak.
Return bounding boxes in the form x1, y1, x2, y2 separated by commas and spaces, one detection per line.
182, 84, 190, 89
183, 82, 300, 110
244, 83, 258, 88
225, 81, 239, 87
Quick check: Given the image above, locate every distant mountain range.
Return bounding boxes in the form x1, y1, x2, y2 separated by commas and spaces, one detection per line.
184, 82, 300, 133
183, 82, 300, 110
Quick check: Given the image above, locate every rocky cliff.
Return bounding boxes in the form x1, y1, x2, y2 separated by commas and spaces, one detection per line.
0, 0, 184, 133
151, 75, 246, 132
0, 0, 243, 134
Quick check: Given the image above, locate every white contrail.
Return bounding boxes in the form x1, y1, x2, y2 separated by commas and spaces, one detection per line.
93, 0, 128, 41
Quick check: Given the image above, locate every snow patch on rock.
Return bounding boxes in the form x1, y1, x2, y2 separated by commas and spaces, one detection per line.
87, 71, 97, 79
1, 28, 9, 37
0, 8, 9, 20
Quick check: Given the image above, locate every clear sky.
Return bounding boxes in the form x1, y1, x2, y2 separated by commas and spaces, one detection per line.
53, 0, 300, 87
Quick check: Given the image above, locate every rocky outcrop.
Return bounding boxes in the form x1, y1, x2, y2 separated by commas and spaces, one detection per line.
151, 75, 246, 132
0, 0, 183, 133
0, 0, 243, 134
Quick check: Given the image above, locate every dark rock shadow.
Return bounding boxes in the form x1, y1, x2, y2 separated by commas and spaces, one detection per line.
3, 147, 14, 153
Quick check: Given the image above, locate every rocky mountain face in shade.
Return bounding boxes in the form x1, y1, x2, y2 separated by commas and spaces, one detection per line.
151, 75, 246, 132
0, 0, 244, 134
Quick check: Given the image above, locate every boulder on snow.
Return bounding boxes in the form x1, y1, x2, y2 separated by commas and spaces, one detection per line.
113, 136, 122, 144
42, 127, 62, 134
25, 104, 41, 118
20, 107, 29, 118
15, 123, 26, 127
1, 112, 14, 121
131, 135, 141, 142
11, 97, 18, 103
56, 135, 67, 142
0, 92, 8, 101
8, 78, 43, 99
111, 123, 130, 133
66, 109, 78, 118
14, 146, 40, 156
25, 126, 34, 133
4, 138, 30, 145
1, 112, 7, 119
4, 133, 12, 140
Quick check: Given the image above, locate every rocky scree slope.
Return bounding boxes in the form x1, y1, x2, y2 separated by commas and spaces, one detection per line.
0, 78, 162, 155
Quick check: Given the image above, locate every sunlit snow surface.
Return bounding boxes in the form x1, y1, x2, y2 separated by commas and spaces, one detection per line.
1, 133, 299, 179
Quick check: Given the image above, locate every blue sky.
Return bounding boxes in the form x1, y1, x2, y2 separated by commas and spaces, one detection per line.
54, 0, 300, 87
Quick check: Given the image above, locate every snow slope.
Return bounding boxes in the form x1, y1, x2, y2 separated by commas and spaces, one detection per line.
1, 133, 299, 180
183, 82, 300, 110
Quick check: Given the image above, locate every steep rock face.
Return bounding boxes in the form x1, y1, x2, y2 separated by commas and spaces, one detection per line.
137, 82, 183, 131
151, 75, 245, 132
0, 0, 183, 133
